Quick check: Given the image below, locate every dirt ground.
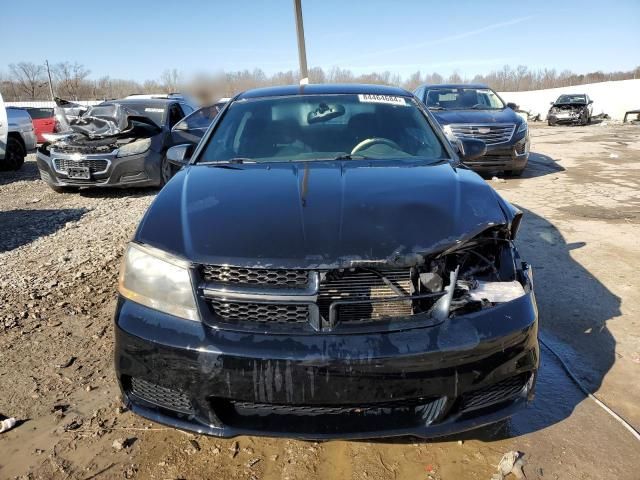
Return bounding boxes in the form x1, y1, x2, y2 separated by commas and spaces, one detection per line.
1, 123, 639, 479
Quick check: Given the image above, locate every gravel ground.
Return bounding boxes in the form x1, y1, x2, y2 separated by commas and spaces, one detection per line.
1, 123, 639, 479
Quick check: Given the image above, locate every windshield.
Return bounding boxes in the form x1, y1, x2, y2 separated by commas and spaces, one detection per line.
425, 88, 505, 110
555, 94, 586, 104
198, 94, 446, 164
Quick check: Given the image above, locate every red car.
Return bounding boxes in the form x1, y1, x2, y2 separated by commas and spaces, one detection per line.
24, 107, 56, 143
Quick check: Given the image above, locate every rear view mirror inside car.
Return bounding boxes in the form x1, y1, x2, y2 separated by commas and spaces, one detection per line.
307, 103, 345, 124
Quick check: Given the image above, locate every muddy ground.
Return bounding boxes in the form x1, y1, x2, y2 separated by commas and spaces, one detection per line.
1, 123, 639, 479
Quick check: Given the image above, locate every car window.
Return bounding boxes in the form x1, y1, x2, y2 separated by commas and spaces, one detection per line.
168, 104, 185, 128
199, 94, 447, 164
556, 95, 586, 104
174, 105, 221, 131
180, 103, 195, 115
25, 108, 54, 119
425, 88, 505, 110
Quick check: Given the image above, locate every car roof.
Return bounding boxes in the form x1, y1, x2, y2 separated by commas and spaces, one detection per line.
106, 98, 175, 107
420, 83, 490, 89
236, 83, 412, 100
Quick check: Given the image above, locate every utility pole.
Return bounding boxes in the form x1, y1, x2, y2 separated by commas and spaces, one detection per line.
45, 59, 55, 100
293, 0, 309, 85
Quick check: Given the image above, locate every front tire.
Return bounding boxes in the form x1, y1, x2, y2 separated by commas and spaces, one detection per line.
160, 156, 173, 187
1, 137, 26, 171
506, 168, 525, 177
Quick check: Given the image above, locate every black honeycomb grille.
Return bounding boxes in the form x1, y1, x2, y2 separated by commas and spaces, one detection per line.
209, 300, 309, 324
202, 265, 309, 288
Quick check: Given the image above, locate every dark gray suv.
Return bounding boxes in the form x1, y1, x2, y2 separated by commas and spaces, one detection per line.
414, 84, 530, 176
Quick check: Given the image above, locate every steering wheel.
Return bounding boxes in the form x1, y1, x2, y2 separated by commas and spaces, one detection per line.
351, 137, 402, 155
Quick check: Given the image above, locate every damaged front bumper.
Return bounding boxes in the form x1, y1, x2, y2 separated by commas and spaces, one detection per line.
115, 267, 539, 440
36, 148, 162, 188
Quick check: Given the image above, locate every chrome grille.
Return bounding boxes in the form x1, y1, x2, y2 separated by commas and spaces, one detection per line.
54, 158, 109, 173
318, 269, 412, 323
209, 299, 309, 324
202, 265, 309, 288
130, 377, 193, 413
450, 123, 515, 145
461, 374, 529, 411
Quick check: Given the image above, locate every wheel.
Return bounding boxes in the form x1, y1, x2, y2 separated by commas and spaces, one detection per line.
547, 120, 555, 126
1, 136, 26, 171
160, 156, 173, 186
587, 115, 592, 125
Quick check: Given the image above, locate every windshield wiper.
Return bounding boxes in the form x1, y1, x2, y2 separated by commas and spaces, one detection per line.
226, 157, 255, 164
428, 106, 444, 110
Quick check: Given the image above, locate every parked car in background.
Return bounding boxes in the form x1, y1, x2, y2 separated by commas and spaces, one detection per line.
0, 103, 37, 171
414, 84, 529, 176
24, 107, 56, 143
36, 98, 192, 192
547, 94, 593, 126
115, 84, 539, 440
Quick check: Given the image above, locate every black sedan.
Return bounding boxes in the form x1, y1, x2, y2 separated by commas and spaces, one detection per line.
115, 84, 538, 439
414, 84, 530, 176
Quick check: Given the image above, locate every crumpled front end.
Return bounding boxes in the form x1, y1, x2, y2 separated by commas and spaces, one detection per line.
115, 219, 539, 439
36, 102, 162, 188
548, 104, 588, 125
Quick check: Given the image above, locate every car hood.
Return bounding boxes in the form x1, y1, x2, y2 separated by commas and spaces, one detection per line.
430, 108, 519, 125
136, 160, 511, 268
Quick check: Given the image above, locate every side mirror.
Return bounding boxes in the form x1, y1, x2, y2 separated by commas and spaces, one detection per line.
457, 138, 487, 162
172, 121, 188, 131
166, 144, 193, 166
506, 102, 518, 110
550, 101, 554, 105
588, 100, 594, 105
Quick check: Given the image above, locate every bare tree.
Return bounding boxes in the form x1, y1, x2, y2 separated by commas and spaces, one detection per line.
8, 62, 47, 100
160, 69, 182, 93
53, 62, 91, 99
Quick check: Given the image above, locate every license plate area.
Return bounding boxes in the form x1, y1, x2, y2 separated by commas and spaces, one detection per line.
67, 166, 90, 179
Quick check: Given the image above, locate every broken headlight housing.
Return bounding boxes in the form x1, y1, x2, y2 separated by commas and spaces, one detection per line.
118, 243, 199, 321
117, 138, 151, 157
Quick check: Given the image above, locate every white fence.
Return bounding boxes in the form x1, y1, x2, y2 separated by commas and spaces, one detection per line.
4, 100, 102, 109
498, 79, 640, 121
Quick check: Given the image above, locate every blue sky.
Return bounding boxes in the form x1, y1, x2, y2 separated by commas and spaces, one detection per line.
1, 0, 638, 81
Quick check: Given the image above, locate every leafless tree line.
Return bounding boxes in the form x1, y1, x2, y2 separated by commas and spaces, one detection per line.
2, 61, 639, 103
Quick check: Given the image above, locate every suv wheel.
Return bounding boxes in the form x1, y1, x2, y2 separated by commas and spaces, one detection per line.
1, 137, 26, 171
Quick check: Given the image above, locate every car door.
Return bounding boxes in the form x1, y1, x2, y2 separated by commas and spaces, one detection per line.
0, 93, 7, 160
170, 104, 221, 148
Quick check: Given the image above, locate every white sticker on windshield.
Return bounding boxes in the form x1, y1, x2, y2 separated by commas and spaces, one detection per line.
357, 94, 407, 106
144, 108, 164, 113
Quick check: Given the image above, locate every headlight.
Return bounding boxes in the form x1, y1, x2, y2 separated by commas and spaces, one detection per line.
442, 124, 457, 142
118, 242, 199, 321
117, 138, 151, 157
517, 121, 528, 133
